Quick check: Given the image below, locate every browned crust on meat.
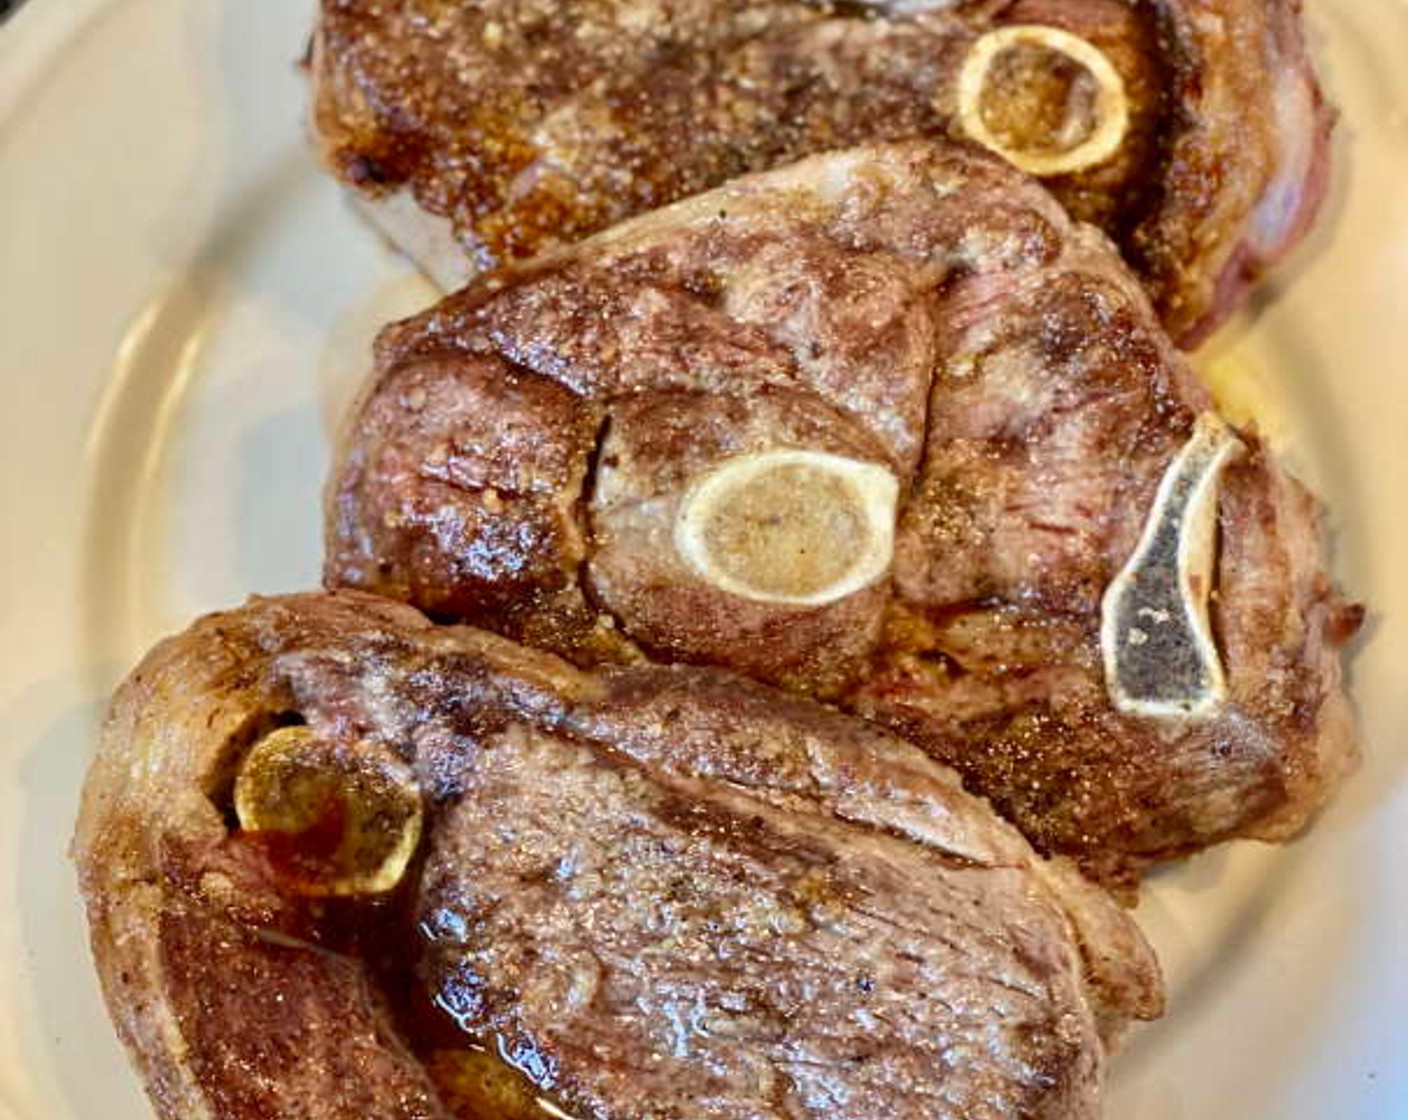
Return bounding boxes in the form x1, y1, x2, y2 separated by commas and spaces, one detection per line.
1126, 0, 1336, 342
324, 141, 1359, 891
74, 594, 456, 1120
307, 0, 1333, 343
76, 591, 1161, 1120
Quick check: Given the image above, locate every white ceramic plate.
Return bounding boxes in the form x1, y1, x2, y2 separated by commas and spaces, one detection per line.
1, 2, 1405, 1118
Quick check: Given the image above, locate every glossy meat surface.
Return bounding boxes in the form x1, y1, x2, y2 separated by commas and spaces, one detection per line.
75, 592, 1160, 1120
326, 143, 1360, 890
309, 0, 1333, 343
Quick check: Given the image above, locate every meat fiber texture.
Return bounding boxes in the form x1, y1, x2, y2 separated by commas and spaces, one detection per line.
308, 0, 1333, 344
326, 141, 1361, 893
74, 591, 1162, 1120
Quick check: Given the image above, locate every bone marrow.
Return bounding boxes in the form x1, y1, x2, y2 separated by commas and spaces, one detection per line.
1100, 413, 1243, 720
673, 449, 899, 606
234, 725, 423, 896
956, 25, 1130, 177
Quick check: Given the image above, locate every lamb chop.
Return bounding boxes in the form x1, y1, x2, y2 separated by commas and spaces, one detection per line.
325, 141, 1360, 892
307, 0, 1333, 344
75, 591, 1161, 1120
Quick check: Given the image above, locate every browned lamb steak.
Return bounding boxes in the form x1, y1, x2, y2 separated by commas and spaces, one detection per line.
325, 141, 1361, 893
308, 0, 1332, 344
75, 591, 1162, 1120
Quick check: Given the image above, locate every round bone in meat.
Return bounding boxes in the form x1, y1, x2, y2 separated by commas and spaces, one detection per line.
955, 25, 1130, 177
673, 449, 899, 606
234, 725, 423, 896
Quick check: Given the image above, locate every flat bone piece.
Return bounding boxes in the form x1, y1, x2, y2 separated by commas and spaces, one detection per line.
1101, 412, 1244, 720
673, 449, 900, 607
234, 726, 424, 895
956, 25, 1130, 178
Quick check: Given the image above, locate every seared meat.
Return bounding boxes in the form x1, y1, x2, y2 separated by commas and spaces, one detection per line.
326, 142, 1360, 892
308, 0, 1333, 344
75, 591, 1161, 1120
